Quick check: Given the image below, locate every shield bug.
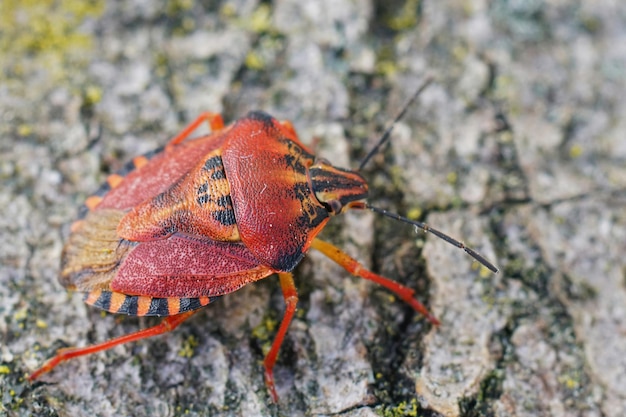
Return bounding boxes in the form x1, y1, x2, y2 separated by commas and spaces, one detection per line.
29, 78, 497, 401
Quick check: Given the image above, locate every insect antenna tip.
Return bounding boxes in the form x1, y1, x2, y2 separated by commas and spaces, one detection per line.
358, 76, 435, 171
366, 204, 498, 273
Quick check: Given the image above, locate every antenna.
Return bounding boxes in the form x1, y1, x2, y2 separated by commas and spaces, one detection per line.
354, 76, 498, 273
367, 204, 498, 273
359, 76, 434, 171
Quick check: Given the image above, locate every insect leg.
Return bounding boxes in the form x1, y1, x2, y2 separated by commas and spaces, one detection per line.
167, 112, 225, 148
310, 238, 440, 325
28, 310, 198, 381
264, 272, 298, 403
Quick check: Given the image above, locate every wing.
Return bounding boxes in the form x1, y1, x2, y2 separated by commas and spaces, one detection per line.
84, 130, 231, 215
60, 209, 274, 317
60, 128, 274, 317
112, 234, 274, 297
61, 209, 274, 297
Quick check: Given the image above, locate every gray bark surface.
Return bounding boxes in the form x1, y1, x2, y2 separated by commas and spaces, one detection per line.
1, 1, 624, 416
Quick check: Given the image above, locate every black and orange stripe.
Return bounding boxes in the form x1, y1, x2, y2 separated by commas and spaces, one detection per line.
84, 288, 216, 317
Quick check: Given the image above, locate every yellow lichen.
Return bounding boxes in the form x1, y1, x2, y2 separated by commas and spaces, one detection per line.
17, 124, 33, 136
569, 144, 583, 158
406, 207, 423, 221
385, 0, 420, 31
245, 51, 264, 71
479, 264, 492, 279
446, 171, 458, 185
378, 398, 420, 417
0, 0, 103, 85
249, 4, 272, 34
252, 316, 278, 355
178, 334, 199, 358
84, 84, 102, 105
13, 308, 28, 321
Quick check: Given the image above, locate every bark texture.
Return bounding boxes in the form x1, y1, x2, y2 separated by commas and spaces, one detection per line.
1, 1, 625, 416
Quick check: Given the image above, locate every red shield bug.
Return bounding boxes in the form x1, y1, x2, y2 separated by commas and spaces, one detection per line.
28, 78, 497, 401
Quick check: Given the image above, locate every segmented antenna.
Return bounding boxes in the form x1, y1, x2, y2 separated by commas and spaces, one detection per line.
359, 76, 434, 171
356, 76, 498, 273
367, 205, 498, 273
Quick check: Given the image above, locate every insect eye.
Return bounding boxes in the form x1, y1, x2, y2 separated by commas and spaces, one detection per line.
325, 199, 343, 214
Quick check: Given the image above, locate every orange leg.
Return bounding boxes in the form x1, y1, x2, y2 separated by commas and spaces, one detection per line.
310, 238, 440, 325
166, 112, 225, 148
264, 272, 298, 402
29, 310, 198, 381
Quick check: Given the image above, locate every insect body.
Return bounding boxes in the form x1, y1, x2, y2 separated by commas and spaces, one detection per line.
29, 83, 497, 401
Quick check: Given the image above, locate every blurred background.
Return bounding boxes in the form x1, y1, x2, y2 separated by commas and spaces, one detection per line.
1, 1, 625, 416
